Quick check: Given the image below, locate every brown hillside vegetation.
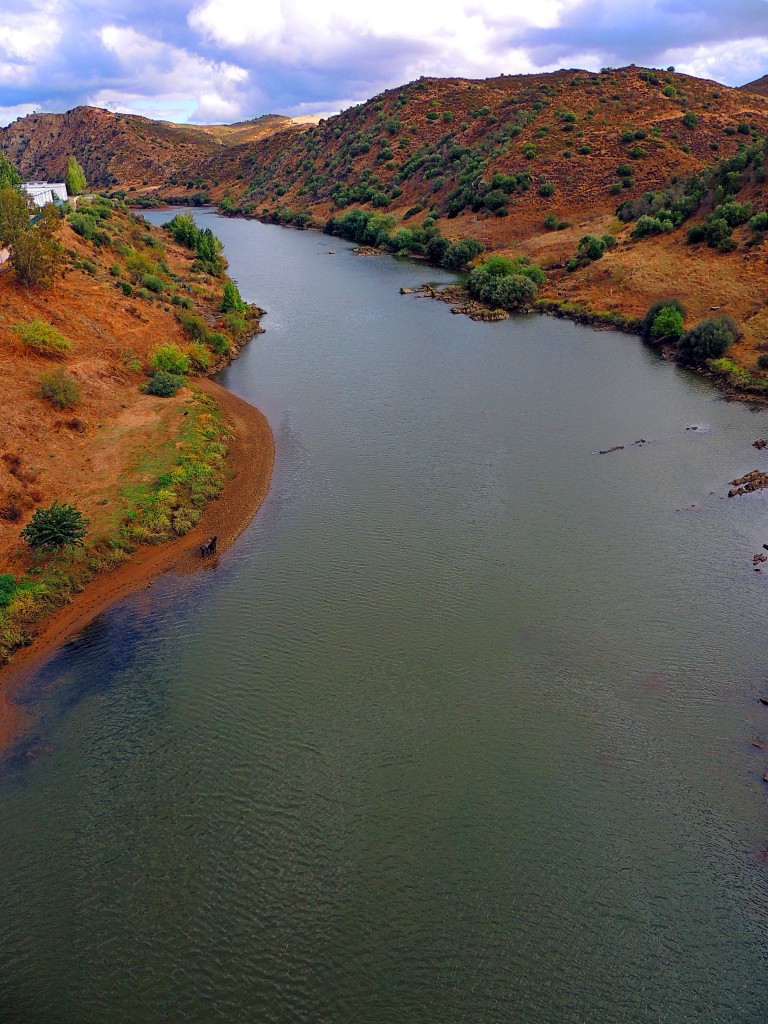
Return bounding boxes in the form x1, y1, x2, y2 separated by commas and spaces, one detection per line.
5, 66, 768, 378
190, 66, 768, 235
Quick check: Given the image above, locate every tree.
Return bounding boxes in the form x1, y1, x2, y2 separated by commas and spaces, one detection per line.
21, 500, 88, 550
222, 280, 246, 313
0, 155, 20, 188
66, 155, 87, 195
641, 297, 686, 338
651, 306, 684, 341
677, 316, 739, 363
0, 182, 64, 287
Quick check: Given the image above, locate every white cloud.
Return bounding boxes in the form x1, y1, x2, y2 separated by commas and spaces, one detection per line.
667, 37, 768, 86
188, 0, 568, 70
0, 1, 63, 63
97, 25, 252, 122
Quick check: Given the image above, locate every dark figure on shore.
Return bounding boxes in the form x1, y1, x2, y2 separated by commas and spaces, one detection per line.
200, 535, 218, 558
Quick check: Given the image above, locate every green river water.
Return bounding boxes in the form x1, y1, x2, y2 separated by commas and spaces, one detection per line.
1, 210, 768, 1023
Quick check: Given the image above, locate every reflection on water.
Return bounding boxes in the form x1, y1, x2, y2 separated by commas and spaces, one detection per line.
1, 212, 768, 1023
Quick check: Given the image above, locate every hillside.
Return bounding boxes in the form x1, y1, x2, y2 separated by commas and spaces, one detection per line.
191, 66, 768, 242
0, 107, 299, 193
0, 198, 267, 665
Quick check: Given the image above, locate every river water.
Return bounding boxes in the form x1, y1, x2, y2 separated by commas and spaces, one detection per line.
2, 210, 768, 1023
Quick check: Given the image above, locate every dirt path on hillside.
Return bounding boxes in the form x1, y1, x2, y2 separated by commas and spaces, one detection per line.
0, 379, 274, 751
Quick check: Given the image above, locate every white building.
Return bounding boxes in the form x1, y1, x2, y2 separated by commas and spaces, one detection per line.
21, 181, 68, 207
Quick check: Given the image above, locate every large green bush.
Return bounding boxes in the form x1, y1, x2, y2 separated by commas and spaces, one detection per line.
467, 255, 544, 309
677, 316, 739, 363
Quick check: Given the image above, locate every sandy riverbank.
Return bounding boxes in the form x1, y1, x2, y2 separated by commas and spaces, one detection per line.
0, 378, 274, 751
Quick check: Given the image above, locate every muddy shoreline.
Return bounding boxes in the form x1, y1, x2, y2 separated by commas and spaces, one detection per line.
0, 377, 274, 751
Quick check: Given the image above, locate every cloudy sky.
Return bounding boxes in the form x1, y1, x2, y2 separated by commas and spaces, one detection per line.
1, 0, 768, 126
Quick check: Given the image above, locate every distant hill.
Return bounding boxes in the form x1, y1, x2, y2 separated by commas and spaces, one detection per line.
741, 75, 768, 98
0, 107, 299, 190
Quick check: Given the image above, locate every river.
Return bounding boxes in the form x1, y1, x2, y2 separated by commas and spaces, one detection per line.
1, 210, 767, 1022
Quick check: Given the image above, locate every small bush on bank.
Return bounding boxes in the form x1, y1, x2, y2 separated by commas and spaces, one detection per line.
0, 574, 17, 607
149, 344, 190, 375
141, 371, 186, 397
467, 255, 545, 309
11, 319, 73, 358
186, 342, 211, 371
209, 332, 231, 355
21, 500, 88, 550
38, 368, 82, 409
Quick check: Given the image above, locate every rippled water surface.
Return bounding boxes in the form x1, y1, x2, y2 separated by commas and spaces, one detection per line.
2, 211, 768, 1023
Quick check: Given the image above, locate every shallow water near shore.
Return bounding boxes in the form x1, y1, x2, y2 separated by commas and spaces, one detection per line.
2, 210, 768, 1022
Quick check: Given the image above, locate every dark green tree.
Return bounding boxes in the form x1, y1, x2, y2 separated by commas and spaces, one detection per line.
222, 281, 246, 313
677, 316, 739, 363
21, 500, 88, 550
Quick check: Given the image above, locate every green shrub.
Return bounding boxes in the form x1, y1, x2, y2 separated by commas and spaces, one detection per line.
641, 297, 686, 338
682, 111, 699, 130
141, 371, 185, 397
141, 274, 165, 293
171, 293, 193, 309
12, 319, 72, 358
686, 224, 707, 244
651, 307, 684, 341
186, 342, 211, 370
677, 316, 739, 363
177, 310, 211, 343
539, 182, 555, 196
21, 500, 88, 550
717, 236, 738, 253
149, 344, 190, 375
543, 213, 558, 229
118, 280, 133, 296
0, 574, 17, 607
224, 311, 249, 339
209, 332, 231, 355
38, 368, 82, 409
